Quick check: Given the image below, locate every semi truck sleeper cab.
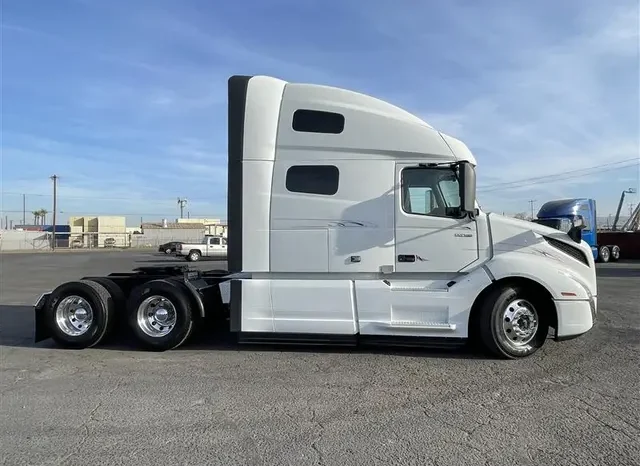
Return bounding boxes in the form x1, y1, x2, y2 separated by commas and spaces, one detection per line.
33, 75, 597, 360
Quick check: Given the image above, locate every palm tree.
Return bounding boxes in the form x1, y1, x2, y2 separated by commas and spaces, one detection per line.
40, 209, 49, 225
32, 210, 40, 225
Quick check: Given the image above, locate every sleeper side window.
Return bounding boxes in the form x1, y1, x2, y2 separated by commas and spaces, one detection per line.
286, 165, 339, 195
292, 109, 345, 134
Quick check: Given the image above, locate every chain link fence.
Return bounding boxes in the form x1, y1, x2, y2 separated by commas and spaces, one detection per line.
0, 229, 217, 251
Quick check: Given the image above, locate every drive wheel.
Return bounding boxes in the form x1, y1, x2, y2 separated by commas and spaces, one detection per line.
188, 250, 201, 262
127, 279, 195, 351
44, 280, 115, 349
610, 245, 620, 262
87, 277, 127, 338
598, 246, 610, 263
478, 285, 549, 359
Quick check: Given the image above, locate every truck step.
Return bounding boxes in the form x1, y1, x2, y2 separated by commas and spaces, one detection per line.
389, 321, 457, 330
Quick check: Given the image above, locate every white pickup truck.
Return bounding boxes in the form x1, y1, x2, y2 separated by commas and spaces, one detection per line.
175, 235, 227, 261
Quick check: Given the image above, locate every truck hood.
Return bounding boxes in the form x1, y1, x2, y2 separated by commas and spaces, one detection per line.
489, 213, 570, 241
487, 213, 596, 293
488, 212, 590, 252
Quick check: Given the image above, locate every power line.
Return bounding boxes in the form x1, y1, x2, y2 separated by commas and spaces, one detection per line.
0, 191, 222, 202
0, 209, 224, 217
478, 158, 639, 191
479, 161, 639, 193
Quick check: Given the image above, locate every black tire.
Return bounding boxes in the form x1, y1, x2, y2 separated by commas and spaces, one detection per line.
610, 245, 620, 262
87, 277, 126, 310
477, 285, 549, 359
598, 245, 610, 263
87, 277, 126, 339
188, 250, 201, 262
126, 279, 195, 351
44, 280, 116, 349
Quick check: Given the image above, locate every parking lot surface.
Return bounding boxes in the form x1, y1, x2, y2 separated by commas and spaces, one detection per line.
1, 251, 639, 466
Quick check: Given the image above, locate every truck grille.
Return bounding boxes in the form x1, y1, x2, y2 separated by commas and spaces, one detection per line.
543, 237, 589, 266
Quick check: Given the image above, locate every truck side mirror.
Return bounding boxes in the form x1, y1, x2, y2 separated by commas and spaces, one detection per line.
571, 215, 586, 229
568, 215, 586, 243
459, 162, 477, 216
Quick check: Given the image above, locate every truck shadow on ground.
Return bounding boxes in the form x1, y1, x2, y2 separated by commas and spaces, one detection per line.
0, 305, 487, 360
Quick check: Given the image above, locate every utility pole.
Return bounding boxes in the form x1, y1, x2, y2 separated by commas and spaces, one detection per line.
22, 194, 26, 226
51, 175, 58, 250
177, 197, 188, 218
528, 199, 537, 220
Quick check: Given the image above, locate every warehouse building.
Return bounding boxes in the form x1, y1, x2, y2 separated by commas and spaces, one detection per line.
68, 215, 127, 248
176, 218, 227, 237
130, 221, 207, 248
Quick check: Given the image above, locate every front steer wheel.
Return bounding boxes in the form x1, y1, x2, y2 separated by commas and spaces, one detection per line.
477, 285, 549, 359
126, 279, 196, 351
44, 280, 116, 349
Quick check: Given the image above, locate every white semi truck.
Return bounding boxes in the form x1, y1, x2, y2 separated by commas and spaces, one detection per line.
33, 75, 597, 359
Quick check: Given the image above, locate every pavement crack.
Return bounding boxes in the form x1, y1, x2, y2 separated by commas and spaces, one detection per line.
573, 398, 637, 442
52, 378, 124, 465
309, 408, 326, 466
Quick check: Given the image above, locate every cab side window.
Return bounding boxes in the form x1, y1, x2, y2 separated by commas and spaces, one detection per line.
209, 237, 220, 245
402, 167, 463, 218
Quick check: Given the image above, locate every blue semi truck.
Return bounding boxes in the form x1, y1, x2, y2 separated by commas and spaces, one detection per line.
533, 198, 620, 263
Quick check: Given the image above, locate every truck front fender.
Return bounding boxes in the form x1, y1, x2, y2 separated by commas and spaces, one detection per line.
485, 254, 592, 301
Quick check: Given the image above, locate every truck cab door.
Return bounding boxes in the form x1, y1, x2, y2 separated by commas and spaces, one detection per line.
394, 162, 479, 273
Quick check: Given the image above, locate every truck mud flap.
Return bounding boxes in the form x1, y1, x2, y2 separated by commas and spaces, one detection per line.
34, 293, 52, 343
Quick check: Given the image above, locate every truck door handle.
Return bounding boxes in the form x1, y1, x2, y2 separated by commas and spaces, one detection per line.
398, 254, 415, 263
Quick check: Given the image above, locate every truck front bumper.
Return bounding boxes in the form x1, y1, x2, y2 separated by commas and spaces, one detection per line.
554, 294, 597, 341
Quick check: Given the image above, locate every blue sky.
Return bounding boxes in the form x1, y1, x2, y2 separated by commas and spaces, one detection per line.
1, 0, 639, 226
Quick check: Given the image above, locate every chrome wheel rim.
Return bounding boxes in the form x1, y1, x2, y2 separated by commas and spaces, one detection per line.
137, 295, 177, 337
601, 247, 610, 261
55, 295, 94, 336
496, 299, 539, 350
189, 252, 199, 260
611, 247, 620, 259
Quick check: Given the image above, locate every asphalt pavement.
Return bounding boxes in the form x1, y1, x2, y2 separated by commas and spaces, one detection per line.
0, 251, 638, 466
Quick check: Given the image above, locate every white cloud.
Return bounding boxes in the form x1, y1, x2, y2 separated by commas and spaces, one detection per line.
387, 1, 640, 213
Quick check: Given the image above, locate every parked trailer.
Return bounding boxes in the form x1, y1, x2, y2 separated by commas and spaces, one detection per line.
33, 75, 598, 359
